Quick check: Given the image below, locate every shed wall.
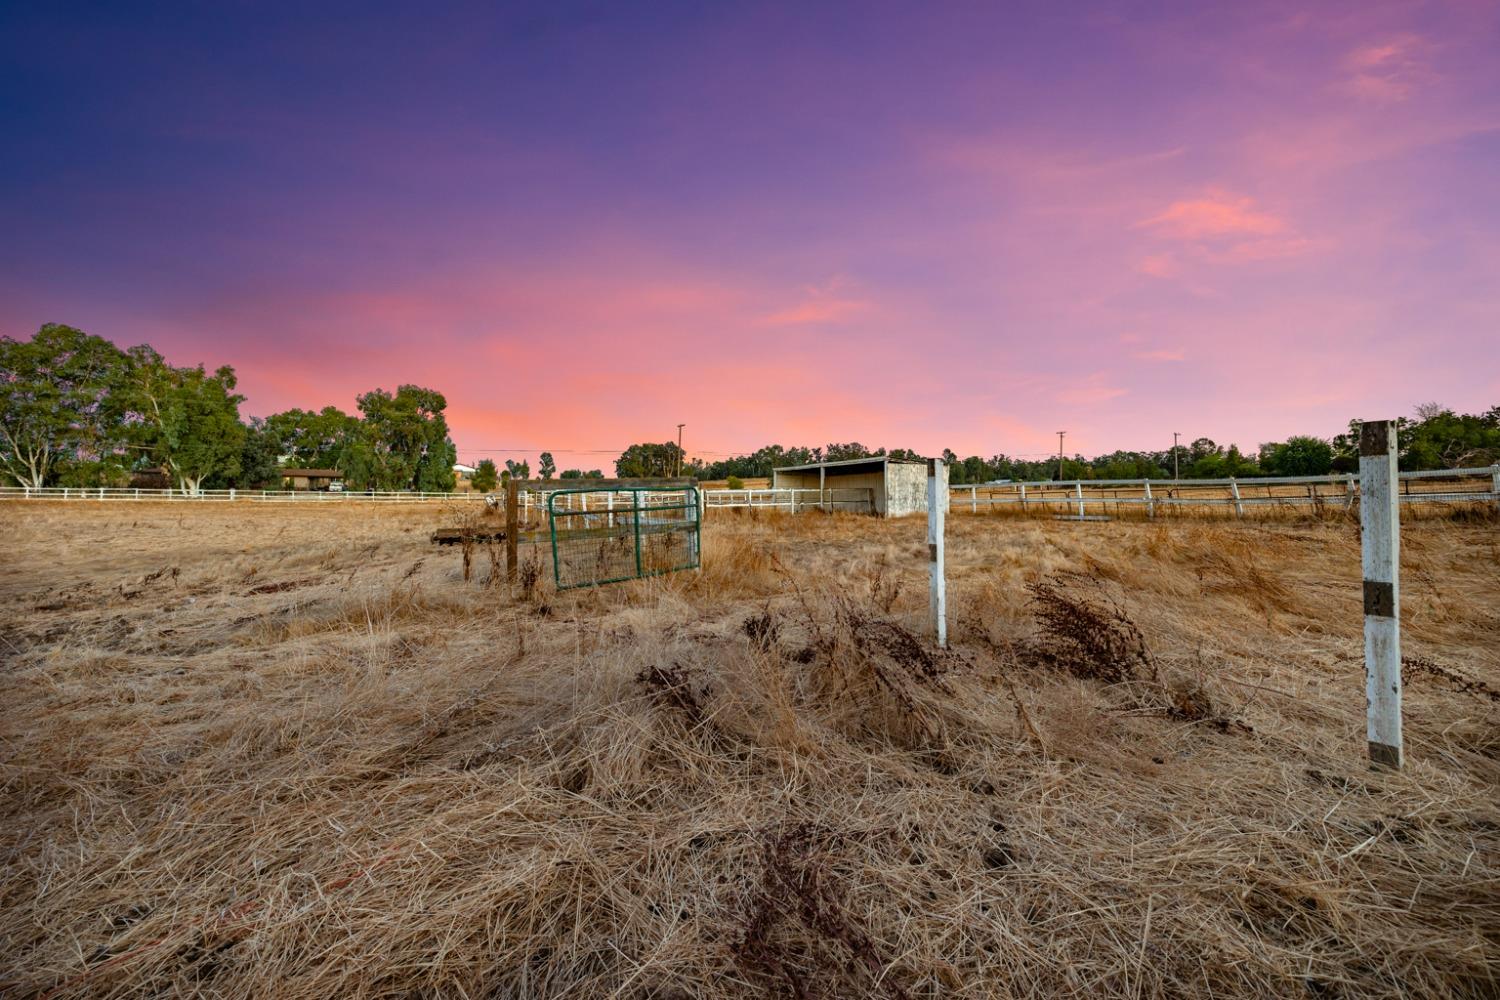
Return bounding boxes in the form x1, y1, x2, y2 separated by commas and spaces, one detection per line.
885, 463, 947, 517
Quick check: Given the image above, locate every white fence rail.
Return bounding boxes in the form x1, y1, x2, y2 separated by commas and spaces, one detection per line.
2, 468, 1495, 516
950, 466, 1499, 516
703, 488, 875, 513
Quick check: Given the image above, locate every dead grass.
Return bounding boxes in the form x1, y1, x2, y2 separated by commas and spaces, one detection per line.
1, 502, 1497, 998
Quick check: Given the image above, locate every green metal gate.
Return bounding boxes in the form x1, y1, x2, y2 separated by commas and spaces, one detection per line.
548, 487, 700, 590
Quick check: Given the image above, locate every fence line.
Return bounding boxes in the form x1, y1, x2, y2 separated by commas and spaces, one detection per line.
1, 467, 1495, 515
950, 466, 1498, 517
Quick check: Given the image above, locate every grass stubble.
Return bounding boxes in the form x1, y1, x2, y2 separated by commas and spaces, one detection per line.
0, 501, 1497, 998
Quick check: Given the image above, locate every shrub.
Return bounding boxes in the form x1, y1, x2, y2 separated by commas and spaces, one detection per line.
726, 475, 745, 490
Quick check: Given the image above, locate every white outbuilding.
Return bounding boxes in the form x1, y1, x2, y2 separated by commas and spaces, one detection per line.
771, 456, 947, 517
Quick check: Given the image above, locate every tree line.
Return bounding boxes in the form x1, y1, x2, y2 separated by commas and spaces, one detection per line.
621, 403, 1500, 485
1, 324, 457, 492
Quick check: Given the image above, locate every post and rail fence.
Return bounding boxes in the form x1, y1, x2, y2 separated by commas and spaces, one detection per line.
1, 466, 1495, 517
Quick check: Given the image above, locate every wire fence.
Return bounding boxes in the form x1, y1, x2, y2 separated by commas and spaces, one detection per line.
547, 488, 700, 590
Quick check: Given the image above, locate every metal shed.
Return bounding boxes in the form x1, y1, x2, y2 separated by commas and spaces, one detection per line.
771, 456, 947, 517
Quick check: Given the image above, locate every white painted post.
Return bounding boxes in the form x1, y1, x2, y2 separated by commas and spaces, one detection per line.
1360, 420, 1402, 770
607, 490, 615, 528
819, 465, 826, 513
229, 488, 236, 502
1230, 478, 1243, 518
1144, 480, 1154, 519
927, 458, 946, 648
1019, 483, 1027, 514
1075, 481, 1084, 518
970, 485, 978, 514
1345, 474, 1355, 509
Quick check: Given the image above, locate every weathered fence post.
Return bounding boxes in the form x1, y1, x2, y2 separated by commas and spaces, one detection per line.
1344, 474, 1355, 509
1143, 480, 1154, 519
1230, 479, 1243, 518
1492, 465, 1500, 509
970, 486, 978, 514
1075, 481, 1084, 519
505, 479, 519, 583
1360, 420, 1402, 770
928, 458, 946, 648
1019, 483, 1027, 514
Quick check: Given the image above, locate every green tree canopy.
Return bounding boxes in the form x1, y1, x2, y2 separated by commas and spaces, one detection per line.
121, 346, 247, 493
1259, 436, 1334, 476
265, 406, 360, 469
538, 451, 556, 480
471, 458, 498, 493
0, 324, 130, 488
344, 385, 457, 491
225, 417, 285, 489
615, 442, 683, 478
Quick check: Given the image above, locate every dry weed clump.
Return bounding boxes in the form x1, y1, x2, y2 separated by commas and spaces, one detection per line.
1, 503, 1497, 998
1023, 572, 1158, 684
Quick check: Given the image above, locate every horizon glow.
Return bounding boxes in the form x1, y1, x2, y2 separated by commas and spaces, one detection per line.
2, 2, 1497, 470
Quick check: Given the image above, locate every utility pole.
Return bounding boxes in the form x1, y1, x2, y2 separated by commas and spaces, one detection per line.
1173, 431, 1181, 481
675, 423, 685, 478
1056, 431, 1066, 481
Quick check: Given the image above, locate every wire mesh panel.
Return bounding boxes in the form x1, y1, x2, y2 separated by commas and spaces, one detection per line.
548, 488, 700, 590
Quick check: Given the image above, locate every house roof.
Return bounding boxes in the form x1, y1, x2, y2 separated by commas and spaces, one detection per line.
772, 456, 927, 475
281, 468, 341, 477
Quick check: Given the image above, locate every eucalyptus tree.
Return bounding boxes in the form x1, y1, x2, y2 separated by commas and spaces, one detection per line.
0, 324, 129, 488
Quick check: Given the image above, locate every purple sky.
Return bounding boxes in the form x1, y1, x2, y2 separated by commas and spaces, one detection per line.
3, 1, 1497, 468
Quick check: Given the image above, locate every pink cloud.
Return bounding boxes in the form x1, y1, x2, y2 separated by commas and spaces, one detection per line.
1339, 35, 1431, 103
1134, 349, 1185, 362
1139, 190, 1285, 241
761, 297, 870, 326
1136, 254, 1178, 278
1056, 374, 1128, 406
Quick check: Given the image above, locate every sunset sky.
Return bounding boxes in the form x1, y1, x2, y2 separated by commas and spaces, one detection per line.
2, 1, 1497, 468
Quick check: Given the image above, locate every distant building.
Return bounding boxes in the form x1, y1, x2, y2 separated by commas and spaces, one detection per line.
453, 463, 476, 490
771, 456, 946, 517
281, 468, 342, 490
129, 467, 171, 490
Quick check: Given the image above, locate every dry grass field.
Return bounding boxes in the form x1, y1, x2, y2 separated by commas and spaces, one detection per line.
2, 502, 1498, 998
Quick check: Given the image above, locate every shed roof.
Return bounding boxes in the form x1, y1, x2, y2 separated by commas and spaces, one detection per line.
281, 468, 341, 477
772, 456, 926, 475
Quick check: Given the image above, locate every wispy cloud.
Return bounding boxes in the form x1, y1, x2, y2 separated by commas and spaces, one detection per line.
1133, 348, 1184, 362
1339, 35, 1431, 103
761, 277, 872, 326
1139, 190, 1285, 240
1137, 189, 1315, 265
762, 297, 870, 326
1135, 254, 1179, 278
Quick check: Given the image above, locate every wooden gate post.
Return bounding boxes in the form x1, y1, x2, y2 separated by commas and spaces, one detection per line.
1360, 421, 1402, 769
506, 478, 520, 582
928, 458, 947, 648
